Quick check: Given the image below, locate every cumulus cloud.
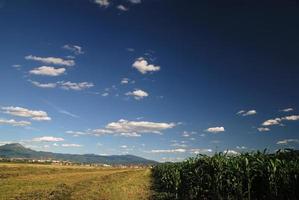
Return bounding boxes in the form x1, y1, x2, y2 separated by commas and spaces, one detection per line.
117, 5, 128, 11
262, 115, 299, 126
190, 148, 213, 154
151, 149, 186, 153
58, 81, 94, 91
61, 143, 83, 147
94, 0, 110, 7
262, 118, 282, 126
132, 57, 160, 74
29, 66, 65, 76
257, 127, 270, 132
32, 136, 64, 142
282, 115, 299, 121
67, 119, 176, 137
277, 139, 299, 145
126, 89, 149, 100
105, 119, 175, 135
237, 110, 257, 116
29, 80, 57, 88
281, 108, 294, 112
62, 44, 84, 55
0, 119, 31, 126
2, 106, 51, 121
205, 127, 225, 133
29, 81, 94, 91
25, 55, 75, 66
119, 132, 141, 137
121, 78, 134, 84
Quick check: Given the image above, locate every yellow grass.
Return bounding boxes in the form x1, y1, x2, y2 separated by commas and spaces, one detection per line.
0, 163, 152, 200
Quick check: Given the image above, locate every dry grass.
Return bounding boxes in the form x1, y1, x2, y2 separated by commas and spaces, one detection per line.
0, 163, 152, 200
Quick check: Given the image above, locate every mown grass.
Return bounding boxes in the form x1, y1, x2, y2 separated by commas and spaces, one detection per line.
0, 163, 152, 200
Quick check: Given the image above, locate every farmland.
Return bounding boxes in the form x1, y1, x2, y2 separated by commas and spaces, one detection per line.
0, 163, 152, 200
152, 150, 299, 200
1, 150, 299, 200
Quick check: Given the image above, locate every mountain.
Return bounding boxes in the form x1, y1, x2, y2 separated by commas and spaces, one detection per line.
0, 143, 158, 165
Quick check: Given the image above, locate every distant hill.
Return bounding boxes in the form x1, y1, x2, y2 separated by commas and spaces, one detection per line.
0, 143, 158, 165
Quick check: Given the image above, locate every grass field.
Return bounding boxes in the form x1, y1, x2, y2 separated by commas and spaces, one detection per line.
0, 163, 152, 200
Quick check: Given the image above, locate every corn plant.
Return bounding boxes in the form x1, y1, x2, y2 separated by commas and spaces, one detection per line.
152, 149, 299, 200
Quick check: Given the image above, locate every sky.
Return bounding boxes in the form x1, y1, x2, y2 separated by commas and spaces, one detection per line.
0, 0, 298, 162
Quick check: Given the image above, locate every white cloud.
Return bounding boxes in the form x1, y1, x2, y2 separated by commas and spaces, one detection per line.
66, 131, 88, 137
132, 57, 160, 74
120, 145, 128, 148
91, 129, 114, 136
102, 92, 109, 97
119, 132, 141, 137
281, 108, 293, 112
105, 119, 175, 135
236, 146, 247, 150
151, 149, 186, 153
29, 66, 65, 76
12, 64, 21, 68
32, 136, 64, 142
62, 44, 84, 55
171, 143, 188, 148
121, 78, 134, 84
190, 148, 213, 154
257, 127, 270, 132
29, 80, 57, 88
262, 115, 299, 126
67, 119, 175, 138
2, 106, 51, 121
94, 0, 110, 7
205, 127, 225, 133
223, 150, 240, 155
236, 110, 245, 115
25, 55, 75, 66
117, 5, 128, 11
29, 81, 94, 91
0, 119, 31, 126
128, 0, 141, 4
237, 110, 257, 116
277, 139, 299, 145
61, 143, 83, 147
58, 81, 94, 91
243, 110, 257, 116
126, 89, 149, 100
182, 131, 190, 137
58, 110, 79, 118
282, 115, 299, 121
262, 118, 282, 126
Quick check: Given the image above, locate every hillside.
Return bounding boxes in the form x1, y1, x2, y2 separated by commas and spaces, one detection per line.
0, 143, 157, 165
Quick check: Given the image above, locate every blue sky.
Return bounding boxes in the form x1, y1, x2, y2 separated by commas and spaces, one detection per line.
0, 0, 298, 162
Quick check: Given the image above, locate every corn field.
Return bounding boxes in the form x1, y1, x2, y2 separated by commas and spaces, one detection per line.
152, 150, 299, 200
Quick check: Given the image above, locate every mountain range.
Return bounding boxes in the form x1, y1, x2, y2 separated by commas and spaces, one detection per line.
0, 143, 157, 165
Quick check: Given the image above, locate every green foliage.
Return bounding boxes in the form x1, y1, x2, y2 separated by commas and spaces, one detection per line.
152, 150, 299, 200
